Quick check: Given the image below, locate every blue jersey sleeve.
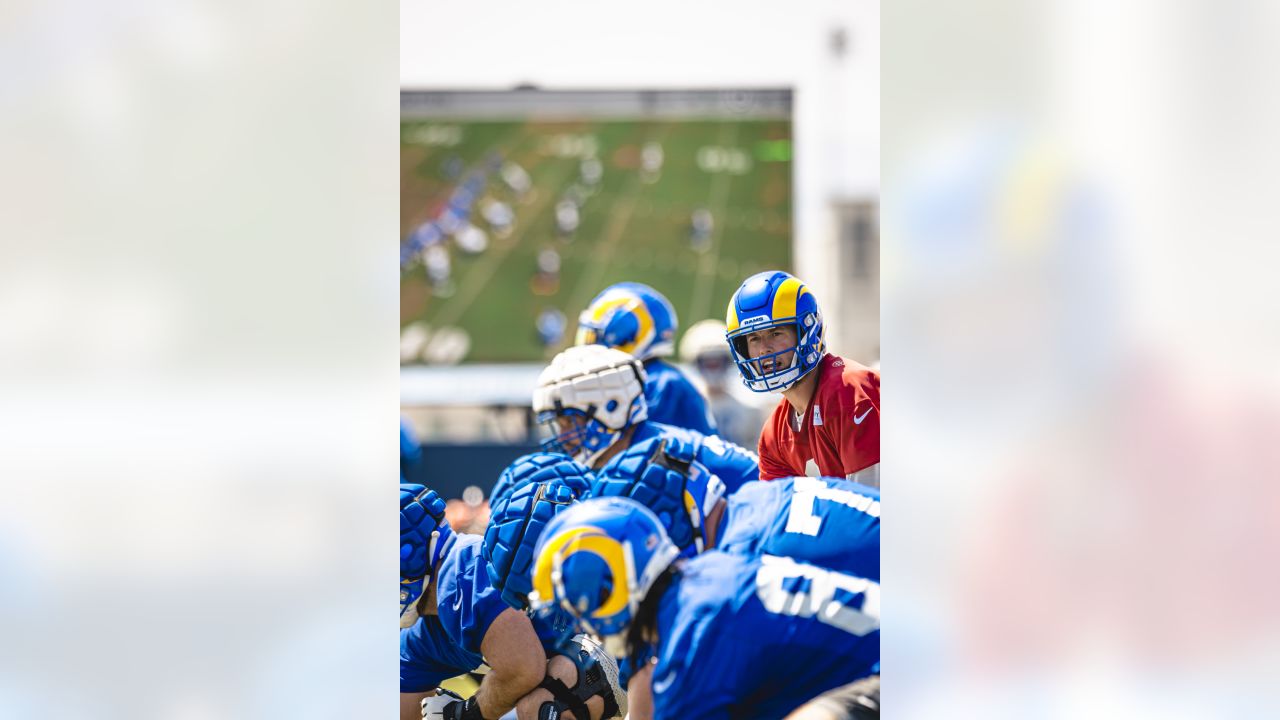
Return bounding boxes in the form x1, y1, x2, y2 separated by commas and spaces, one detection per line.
643, 360, 718, 436
435, 534, 509, 659
719, 477, 879, 581
400, 616, 484, 693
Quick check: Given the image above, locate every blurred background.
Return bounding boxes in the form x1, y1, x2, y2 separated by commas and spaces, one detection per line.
399, 0, 881, 516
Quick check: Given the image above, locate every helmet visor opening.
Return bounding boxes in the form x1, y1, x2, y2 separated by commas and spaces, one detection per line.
747, 345, 798, 377
575, 325, 600, 346
537, 409, 591, 457
728, 319, 811, 391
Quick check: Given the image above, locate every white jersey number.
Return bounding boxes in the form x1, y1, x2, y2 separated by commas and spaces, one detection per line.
783, 476, 881, 537
755, 554, 880, 637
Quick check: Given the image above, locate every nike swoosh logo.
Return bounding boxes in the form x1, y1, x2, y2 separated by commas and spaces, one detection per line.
653, 670, 677, 694
853, 408, 872, 424
452, 594, 463, 612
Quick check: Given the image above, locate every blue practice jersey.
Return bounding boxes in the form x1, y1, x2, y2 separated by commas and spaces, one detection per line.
650, 551, 880, 720
631, 421, 760, 496
402, 534, 582, 692
400, 615, 484, 693
400, 534, 507, 692
717, 477, 879, 581
642, 359, 718, 436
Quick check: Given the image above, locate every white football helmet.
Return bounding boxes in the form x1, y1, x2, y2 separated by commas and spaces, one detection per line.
679, 318, 736, 390
533, 345, 648, 468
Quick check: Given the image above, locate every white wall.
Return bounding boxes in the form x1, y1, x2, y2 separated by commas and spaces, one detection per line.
401, 0, 879, 356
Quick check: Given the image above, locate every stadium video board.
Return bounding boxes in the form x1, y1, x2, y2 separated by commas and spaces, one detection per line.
400, 89, 793, 364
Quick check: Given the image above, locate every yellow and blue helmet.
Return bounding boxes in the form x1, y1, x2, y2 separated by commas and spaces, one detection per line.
483, 457, 593, 610
592, 436, 727, 558
529, 497, 680, 656
400, 483, 451, 628
575, 282, 678, 361
725, 271, 826, 393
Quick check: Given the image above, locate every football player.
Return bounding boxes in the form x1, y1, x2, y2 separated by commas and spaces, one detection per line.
485, 453, 594, 651
400, 483, 545, 720
483, 467, 630, 720
575, 282, 717, 435
403, 464, 626, 720
529, 497, 880, 720
725, 271, 880, 486
533, 344, 758, 495
483, 443, 879, 718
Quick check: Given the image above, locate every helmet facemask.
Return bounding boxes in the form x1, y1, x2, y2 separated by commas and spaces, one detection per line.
728, 312, 823, 393
537, 407, 624, 467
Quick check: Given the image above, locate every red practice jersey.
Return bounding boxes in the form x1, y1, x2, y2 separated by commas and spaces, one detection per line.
757, 354, 880, 481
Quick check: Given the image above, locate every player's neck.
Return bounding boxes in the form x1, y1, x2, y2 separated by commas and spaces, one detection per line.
781, 366, 820, 415
593, 424, 638, 469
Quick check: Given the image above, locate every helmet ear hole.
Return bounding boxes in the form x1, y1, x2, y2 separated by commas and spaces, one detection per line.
606, 399, 618, 412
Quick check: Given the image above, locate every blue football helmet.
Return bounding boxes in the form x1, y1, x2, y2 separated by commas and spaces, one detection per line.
489, 451, 594, 511
484, 467, 591, 610
533, 345, 649, 467
593, 436, 727, 558
529, 496, 681, 658
400, 483, 451, 628
575, 282, 678, 361
725, 271, 826, 392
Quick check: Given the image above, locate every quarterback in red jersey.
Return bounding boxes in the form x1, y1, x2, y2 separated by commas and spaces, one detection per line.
726, 271, 880, 485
